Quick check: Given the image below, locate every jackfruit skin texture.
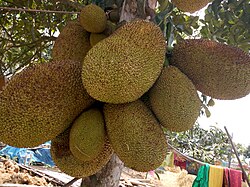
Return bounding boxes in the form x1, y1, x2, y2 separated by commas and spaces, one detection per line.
170, 39, 250, 100
0, 75, 5, 91
172, 0, 210, 13
90, 33, 107, 47
0, 60, 95, 148
149, 66, 201, 132
79, 4, 107, 33
82, 20, 166, 104
51, 128, 113, 178
104, 100, 168, 172
69, 108, 105, 162
52, 21, 91, 62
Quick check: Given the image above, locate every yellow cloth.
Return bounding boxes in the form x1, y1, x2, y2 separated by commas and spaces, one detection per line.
208, 165, 224, 187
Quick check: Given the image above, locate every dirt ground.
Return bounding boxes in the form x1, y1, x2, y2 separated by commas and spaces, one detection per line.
121, 166, 196, 187
1, 157, 248, 187
0, 156, 197, 187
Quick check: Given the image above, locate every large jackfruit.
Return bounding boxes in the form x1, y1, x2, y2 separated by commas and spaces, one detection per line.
52, 21, 91, 62
172, 0, 210, 13
103, 100, 167, 172
149, 66, 201, 132
82, 20, 166, 104
170, 39, 250, 100
0, 60, 95, 148
0, 75, 5, 91
69, 108, 106, 162
51, 128, 113, 178
79, 4, 107, 33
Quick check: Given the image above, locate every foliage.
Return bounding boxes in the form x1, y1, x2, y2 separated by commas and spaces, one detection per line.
0, 0, 83, 76
200, 0, 250, 52
155, 0, 250, 52
244, 145, 250, 158
1, 0, 249, 77
165, 123, 247, 164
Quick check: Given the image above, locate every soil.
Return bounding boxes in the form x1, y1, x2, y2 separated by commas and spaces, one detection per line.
0, 156, 197, 187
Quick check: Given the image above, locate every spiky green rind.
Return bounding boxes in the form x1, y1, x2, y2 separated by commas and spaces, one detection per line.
52, 21, 91, 62
82, 20, 166, 104
0, 60, 95, 148
51, 128, 113, 178
170, 39, 250, 100
90, 33, 107, 47
69, 108, 106, 161
79, 4, 107, 33
172, 0, 210, 13
104, 100, 167, 172
149, 66, 201, 132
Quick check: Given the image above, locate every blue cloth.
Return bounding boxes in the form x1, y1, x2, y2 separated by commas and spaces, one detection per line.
0, 142, 55, 166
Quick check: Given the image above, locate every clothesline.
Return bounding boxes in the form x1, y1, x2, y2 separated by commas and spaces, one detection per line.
167, 143, 206, 166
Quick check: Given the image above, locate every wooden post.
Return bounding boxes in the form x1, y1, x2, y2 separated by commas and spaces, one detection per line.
224, 126, 250, 187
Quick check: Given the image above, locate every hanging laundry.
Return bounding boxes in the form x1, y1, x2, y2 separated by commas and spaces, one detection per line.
223, 168, 230, 187
174, 152, 186, 170
186, 160, 201, 175
209, 165, 224, 187
229, 169, 242, 187
192, 163, 210, 187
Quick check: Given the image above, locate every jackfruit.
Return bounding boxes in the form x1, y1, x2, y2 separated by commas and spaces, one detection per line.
149, 66, 201, 132
0, 60, 95, 148
90, 33, 107, 47
79, 4, 107, 33
69, 108, 105, 162
170, 39, 250, 100
172, 0, 210, 13
103, 100, 167, 172
51, 128, 113, 178
0, 75, 5, 91
52, 21, 91, 62
82, 20, 166, 104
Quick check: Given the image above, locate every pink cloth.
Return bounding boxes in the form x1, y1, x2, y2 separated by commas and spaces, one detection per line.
229, 169, 242, 187
223, 168, 230, 187
174, 153, 186, 170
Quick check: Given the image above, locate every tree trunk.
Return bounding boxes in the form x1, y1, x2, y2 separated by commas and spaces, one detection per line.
80, 154, 124, 187
80, 0, 158, 186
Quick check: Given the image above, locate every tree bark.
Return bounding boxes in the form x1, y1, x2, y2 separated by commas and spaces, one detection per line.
80, 154, 124, 187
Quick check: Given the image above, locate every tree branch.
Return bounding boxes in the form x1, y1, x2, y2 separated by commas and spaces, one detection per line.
0, 7, 80, 14
59, 0, 85, 10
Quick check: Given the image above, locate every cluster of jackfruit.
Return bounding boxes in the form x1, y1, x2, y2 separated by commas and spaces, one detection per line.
0, 3, 249, 178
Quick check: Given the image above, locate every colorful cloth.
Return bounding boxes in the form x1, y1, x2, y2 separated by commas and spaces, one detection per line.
174, 153, 186, 170
208, 165, 224, 187
229, 169, 242, 187
223, 168, 230, 187
192, 164, 210, 187
186, 160, 201, 175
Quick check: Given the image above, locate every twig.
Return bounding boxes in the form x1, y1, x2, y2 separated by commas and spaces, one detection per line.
224, 126, 250, 187
0, 7, 80, 14
62, 177, 80, 187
